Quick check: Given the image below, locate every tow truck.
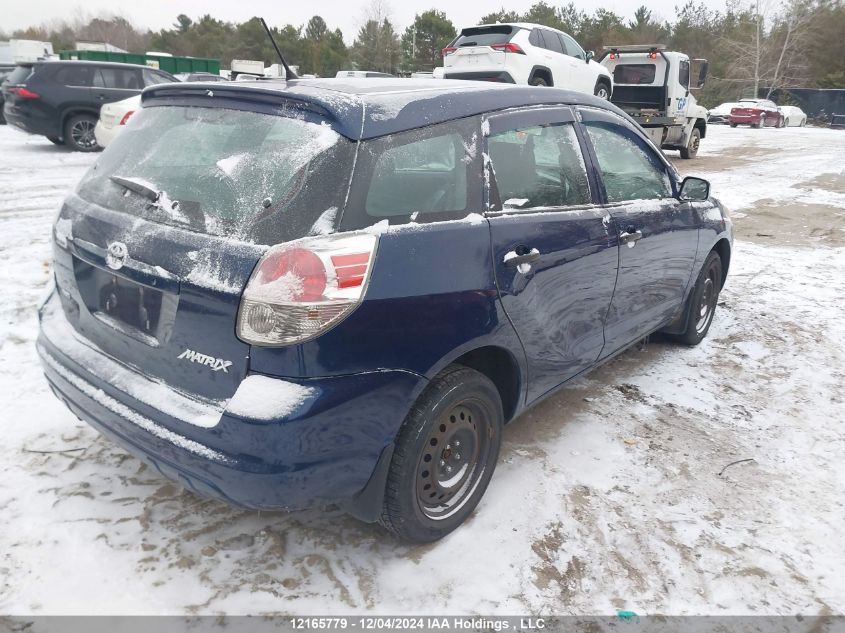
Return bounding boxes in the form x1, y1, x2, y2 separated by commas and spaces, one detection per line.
599, 44, 709, 158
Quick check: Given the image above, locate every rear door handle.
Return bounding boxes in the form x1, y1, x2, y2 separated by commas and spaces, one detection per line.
619, 229, 643, 245
504, 247, 540, 267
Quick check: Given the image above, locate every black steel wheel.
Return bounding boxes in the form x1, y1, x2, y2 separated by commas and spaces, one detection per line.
64, 114, 100, 152
379, 365, 503, 542
673, 250, 722, 345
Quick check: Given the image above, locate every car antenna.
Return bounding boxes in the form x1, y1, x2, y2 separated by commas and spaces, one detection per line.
260, 17, 298, 79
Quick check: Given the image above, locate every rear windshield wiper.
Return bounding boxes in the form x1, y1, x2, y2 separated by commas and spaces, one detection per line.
110, 175, 161, 203
109, 175, 183, 216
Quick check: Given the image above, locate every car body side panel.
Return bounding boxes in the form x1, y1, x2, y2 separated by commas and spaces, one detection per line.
249, 221, 529, 387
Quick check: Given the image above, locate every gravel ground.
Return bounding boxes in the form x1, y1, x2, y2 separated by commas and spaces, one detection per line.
0, 123, 843, 616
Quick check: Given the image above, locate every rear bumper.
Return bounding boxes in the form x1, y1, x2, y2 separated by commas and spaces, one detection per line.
94, 120, 119, 147
3, 103, 59, 138
443, 71, 515, 83
37, 292, 426, 514
728, 114, 762, 125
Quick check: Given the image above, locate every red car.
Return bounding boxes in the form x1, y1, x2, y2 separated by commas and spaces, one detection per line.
729, 99, 784, 128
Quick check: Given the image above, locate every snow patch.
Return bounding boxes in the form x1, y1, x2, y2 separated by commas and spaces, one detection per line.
308, 207, 338, 236
225, 374, 315, 421
216, 153, 247, 176
54, 217, 72, 248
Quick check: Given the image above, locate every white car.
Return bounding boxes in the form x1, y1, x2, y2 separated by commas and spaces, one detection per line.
707, 102, 740, 124
778, 105, 807, 127
94, 95, 140, 148
443, 23, 613, 98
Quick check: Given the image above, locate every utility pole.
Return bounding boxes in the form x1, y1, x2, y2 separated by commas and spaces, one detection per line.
754, 0, 760, 97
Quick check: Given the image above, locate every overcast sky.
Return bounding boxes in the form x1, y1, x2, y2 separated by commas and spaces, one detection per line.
5, 0, 732, 44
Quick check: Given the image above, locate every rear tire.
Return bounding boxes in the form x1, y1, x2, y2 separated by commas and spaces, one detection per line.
751, 121, 761, 129
671, 251, 722, 346
729, 122, 738, 128
529, 76, 549, 87
379, 365, 503, 543
64, 114, 100, 152
679, 127, 701, 159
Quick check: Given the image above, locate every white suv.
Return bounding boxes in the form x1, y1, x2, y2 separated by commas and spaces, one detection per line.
443, 23, 613, 99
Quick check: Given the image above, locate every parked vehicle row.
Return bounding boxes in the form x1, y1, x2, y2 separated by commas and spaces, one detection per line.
37, 77, 732, 542
707, 98, 807, 128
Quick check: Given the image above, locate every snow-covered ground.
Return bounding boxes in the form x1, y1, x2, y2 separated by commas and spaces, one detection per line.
1, 124, 843, 616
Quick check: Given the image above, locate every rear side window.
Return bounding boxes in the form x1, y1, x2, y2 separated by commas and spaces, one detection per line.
454, 25, 516, 47
76, 106, 355, 244
613, 64, 657, 84
584, 121, 671, 202
95, 67, 143, 90
542, 30, 565, 54
488, 123, 590, 209
54, 65, 95, 87
365, 131, 467, 217
6, 65, 33, 84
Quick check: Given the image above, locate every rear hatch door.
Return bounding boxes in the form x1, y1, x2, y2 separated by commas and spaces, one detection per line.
52, 98, 355, 401
445, 25, 517, 70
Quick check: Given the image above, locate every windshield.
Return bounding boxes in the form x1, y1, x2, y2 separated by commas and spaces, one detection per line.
77, 106, 355, 243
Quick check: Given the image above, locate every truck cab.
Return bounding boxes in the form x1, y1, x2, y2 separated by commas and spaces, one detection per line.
599, 45, 708, 158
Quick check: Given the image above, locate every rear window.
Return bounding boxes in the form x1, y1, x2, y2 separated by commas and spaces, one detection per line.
454, 25, 517, 47
6, 65, 34, 85
76, 106, 355, 244
612, 64, 657, 85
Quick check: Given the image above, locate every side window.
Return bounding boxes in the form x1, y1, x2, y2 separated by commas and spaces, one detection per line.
97, 68, 143, 89
561, 34, 585, 60
542, 30, 564, 54
678, 60, 690, 90
54, 65, 94, 87
365, 129, 469, 217
528, 29, 545, 48
488, 122, 591, 209
143, 70, 172, 86
584, 121, 671, 202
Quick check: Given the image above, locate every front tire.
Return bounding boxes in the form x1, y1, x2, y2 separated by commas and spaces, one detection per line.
672, 251, 722, 345
64, 114, 100, 152
379, 365, 503, 543
594, 81, 611, 100
679, 127, 701, 159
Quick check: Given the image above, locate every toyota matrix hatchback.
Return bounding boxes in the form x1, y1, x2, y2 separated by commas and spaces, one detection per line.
37, 79, 732, 542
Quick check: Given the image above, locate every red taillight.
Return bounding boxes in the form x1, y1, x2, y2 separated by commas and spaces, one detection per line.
442, 47, 457, 57
12, 87, 39, 99
648, 51, 658, 60
609, 52, 617, 60
331, 252, 370, 289
260, 247, 327, 301
237, 233, 378, 345
490, 43, 525, 54
119, 110, 136, 125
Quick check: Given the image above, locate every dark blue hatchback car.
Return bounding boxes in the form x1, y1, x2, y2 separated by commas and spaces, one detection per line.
37, 78, 732, 542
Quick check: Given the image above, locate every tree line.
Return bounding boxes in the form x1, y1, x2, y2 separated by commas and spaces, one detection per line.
5, 0, 844, 106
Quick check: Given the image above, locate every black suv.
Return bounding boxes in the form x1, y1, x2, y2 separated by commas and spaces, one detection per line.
2, 60, 177, 151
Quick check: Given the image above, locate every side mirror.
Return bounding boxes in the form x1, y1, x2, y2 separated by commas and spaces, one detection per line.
697, 61, 709, 88
585, 50, 595, 64
679, 176, 710, 201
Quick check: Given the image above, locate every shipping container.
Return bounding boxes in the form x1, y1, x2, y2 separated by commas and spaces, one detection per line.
58, 50, 219, 75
